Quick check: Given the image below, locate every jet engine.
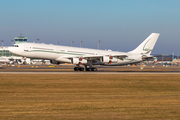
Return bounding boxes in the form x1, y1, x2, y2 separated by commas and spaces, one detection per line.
109, 56, 118, 64
71, 58, 79, 64
79, 57, 87, 65
71, 57, 88, 65
102, 56, 118, 64
102, 56, 110, 64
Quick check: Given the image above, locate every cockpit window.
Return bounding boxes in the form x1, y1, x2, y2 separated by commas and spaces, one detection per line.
13, 45, 19, 47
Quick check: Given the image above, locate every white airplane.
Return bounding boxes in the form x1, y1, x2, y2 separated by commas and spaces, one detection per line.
162, 58, 177, 66
9, 33, 160, 71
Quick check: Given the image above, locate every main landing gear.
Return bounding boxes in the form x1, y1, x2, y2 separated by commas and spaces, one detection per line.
74, 67, 97, 71
74, 67, 84, 71
85, 67, 97, 71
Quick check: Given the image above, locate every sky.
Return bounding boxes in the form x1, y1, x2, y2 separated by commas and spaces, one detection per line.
0, 0, 180, 55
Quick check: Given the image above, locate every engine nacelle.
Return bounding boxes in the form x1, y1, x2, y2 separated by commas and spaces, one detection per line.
71, 57, 88, 65
110, 57, 118, 63
71, 58, 79, 64
80, 59, 87, 64
102, 56, 110, 63
102, 56, 118, 64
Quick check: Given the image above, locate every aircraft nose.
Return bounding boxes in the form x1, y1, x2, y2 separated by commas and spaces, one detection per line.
8, 47, 14, 53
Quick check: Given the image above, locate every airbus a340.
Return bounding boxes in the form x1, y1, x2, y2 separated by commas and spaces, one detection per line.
9, 33, 160, 71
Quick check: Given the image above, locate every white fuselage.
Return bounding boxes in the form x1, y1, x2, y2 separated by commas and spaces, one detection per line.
9, 43, 143, 66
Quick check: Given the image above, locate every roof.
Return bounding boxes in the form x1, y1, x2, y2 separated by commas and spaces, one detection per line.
14, 36, 28, 39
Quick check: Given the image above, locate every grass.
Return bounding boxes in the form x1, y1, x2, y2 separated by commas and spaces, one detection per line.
0, 74, 180, 119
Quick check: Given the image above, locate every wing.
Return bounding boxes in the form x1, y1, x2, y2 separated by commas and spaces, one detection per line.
82, 54, 127, 60
62, 54, 128, 61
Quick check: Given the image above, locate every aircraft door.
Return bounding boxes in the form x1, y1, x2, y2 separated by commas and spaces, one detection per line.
56, 47, 60, 54
24, 44, 29, 51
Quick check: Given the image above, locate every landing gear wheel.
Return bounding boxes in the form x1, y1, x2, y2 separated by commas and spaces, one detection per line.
92, 68, 97, 71
86, 67, 97, 71
74, 67, 79, 71
79, 67, 84, 71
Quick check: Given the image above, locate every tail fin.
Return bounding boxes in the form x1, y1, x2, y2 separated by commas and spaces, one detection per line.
173, 58, 176, 61
129, 33, 160, 54
152, 58, 158, 63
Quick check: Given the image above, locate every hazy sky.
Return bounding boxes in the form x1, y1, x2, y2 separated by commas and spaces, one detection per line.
0, 0, 180, 54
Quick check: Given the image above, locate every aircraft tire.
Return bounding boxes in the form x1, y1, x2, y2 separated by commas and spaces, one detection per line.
92, 68, 97, 71
86, 68, 97, 71
86, 68, 90, 71
79, 67, 84, 71
74, 67, 79, 71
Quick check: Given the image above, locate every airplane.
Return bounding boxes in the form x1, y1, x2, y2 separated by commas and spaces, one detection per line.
8, 33, 160, 71
162, 58, 176, 66
152, 58, 158, 63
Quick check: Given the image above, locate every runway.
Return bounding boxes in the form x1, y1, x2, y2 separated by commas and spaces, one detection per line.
0, 65, 180, 74
0, 72, 180, 74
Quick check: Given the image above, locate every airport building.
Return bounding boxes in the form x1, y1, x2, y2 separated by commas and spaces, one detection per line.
0, 47, 14, 57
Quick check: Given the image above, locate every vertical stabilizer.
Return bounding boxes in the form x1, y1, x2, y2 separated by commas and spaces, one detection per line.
129, 33, 160, 54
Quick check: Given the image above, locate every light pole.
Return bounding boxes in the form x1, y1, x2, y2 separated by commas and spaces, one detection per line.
172, 50, 174, 60
71, 41, 74, 47
98, 39, 100, 49
1, 40, 4, 56
11, 39, 14, 46
177, 52, 179, 59
80, 40, 82, 47
36, 37, 40, 43
11, 39, 14, 56
57, 41, 59, 45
